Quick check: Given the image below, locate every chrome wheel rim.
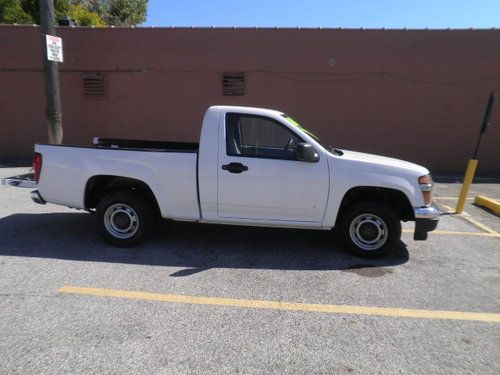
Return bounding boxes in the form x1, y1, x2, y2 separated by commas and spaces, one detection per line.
104, 203, 139, 239
349, 213, 388, 251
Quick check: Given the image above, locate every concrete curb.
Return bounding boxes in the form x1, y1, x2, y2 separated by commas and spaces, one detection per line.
474, 196, 500, 215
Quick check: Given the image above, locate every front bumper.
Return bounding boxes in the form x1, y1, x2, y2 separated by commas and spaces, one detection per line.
413, 203, 440, 240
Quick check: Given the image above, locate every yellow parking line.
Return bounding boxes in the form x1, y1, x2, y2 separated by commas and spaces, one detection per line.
402, 229, 499, 237
434, 197, 473, 200
439, 203, 458, 213
460, 215, 500, 235
59, 286, 500, 324
439, 203, 500, 236
435, 196, 500, 201
439, 203, 457, 214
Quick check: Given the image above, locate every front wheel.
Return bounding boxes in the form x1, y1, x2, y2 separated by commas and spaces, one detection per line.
340, 202, 401, 258
96, 192, 154, 247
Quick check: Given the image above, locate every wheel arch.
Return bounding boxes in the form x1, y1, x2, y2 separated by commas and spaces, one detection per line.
84, 175, 161, 217
335, 186, 414, 225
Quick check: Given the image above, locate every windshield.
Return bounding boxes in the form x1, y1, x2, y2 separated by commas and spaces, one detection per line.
281, 114, 336, 152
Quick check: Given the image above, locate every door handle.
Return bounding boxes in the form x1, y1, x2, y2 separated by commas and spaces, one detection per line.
221, 162, 249, 174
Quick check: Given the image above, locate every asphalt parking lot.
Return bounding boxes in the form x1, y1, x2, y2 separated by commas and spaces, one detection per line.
0, 166, 499, 375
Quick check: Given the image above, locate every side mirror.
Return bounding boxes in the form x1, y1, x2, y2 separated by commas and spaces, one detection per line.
296, 142, 319, 162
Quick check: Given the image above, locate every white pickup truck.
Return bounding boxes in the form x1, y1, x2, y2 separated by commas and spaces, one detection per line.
2, 105, 439, 257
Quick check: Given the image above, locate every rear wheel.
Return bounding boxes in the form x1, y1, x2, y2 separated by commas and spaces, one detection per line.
97, 192, 154, 247
340, 202, 401, 258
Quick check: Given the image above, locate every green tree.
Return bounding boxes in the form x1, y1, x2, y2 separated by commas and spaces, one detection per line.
19, 0, 72, 24
68, 4, 104, 26
106, 0, 147, 26
72, 0, 147, 26
0, 0, 72, 24
0, 0, 34, 24
0, 0, 146, 26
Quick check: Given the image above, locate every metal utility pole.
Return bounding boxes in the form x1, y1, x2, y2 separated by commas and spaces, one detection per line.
39, 0, 63, 144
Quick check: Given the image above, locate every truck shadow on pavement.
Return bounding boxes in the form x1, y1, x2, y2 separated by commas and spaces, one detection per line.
0, 212, 409, 276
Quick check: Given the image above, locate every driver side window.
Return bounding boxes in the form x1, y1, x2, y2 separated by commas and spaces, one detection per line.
226, 113, 301, 159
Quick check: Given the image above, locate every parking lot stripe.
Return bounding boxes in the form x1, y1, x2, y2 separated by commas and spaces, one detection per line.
460, 216, 500, 235
59, 286, 500, 323
402, 229, 500, 237
439, 203, 500, 236
435, 196, 500, 201
434, 197, 474, 200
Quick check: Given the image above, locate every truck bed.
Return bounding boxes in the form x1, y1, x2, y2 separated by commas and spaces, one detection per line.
93, 137, 199, 152
34, 143, 201, 221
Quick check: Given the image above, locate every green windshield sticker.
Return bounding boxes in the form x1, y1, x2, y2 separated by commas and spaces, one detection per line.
285, 116, 301, 127
284, 115, 320, 141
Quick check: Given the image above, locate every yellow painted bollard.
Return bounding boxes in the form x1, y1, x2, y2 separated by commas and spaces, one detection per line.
455, 159, 478, 214
455, 92, 496, 214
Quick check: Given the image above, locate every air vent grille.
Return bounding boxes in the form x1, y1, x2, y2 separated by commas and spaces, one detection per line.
83, 73, 107, 98
222, 72, 245, 96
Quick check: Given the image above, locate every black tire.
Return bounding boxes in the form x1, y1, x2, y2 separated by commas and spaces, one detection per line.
340, 201, 401, 258
96, 192, 155, 247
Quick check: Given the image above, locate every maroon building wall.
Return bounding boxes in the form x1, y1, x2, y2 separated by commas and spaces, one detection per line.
1, 26, 499, 174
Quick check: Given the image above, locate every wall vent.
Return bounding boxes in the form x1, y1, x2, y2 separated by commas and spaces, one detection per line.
222, 72, 245, 96
82, 73, 107, 98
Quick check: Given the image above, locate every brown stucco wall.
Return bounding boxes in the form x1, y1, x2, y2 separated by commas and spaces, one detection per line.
1, 26, 499, 174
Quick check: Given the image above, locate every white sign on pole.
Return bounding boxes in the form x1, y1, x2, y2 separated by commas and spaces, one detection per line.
46, 35, 63, 63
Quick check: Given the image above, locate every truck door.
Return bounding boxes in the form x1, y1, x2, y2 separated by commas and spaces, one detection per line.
217, 113, 330, 224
